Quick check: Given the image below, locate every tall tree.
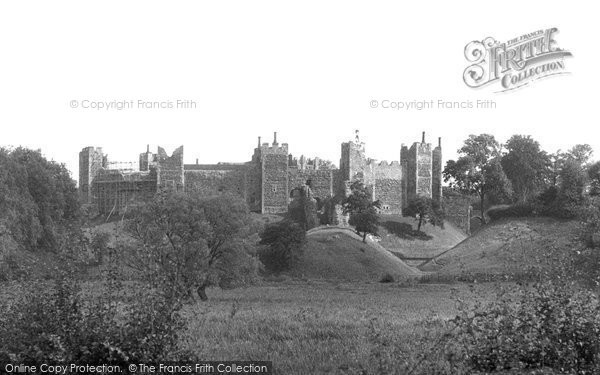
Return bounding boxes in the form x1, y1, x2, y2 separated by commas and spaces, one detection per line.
258, 220, 306, 272
0, 147, 79, 252
443, 134, 512, 224
343, 181, 381, 242
124, 192, 259, 301
501, 135, 551, 203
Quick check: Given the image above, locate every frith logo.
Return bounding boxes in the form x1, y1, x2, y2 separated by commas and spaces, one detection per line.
463, 28, 572, 92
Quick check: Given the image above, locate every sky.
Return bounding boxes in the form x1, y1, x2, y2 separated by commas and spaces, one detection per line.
0, 1, 598, 183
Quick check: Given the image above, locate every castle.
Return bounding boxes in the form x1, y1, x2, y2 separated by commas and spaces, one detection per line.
79, 131, 442, 216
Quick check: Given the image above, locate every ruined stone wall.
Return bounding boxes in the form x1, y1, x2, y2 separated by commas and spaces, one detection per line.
184, 166, 247, 198
288, 168, 334, 202
156, 146, 184, 191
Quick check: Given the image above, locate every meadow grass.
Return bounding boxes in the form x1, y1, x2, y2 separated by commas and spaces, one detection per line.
179, 280, 498, 374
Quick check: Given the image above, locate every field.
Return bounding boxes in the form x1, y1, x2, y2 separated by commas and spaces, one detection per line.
178, 280, 497, 374
2, 214, 595, 374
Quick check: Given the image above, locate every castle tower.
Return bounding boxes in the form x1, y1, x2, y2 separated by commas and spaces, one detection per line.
432, 137, 443, 204
156, 146, 184, 191
79, 146, 107, 203
139, 144, 155, 171
406, 132, 433, 202
259, 132, 289, 213
339, 131, 368, 190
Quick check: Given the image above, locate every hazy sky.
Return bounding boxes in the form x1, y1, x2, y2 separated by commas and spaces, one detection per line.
1, 1, 598, 183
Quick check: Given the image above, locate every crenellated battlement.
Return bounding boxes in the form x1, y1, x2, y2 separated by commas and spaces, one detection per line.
80, 130, 442, 216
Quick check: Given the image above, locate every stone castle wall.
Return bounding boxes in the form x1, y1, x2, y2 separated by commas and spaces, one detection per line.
370, 161, 403, 214
288, 168, 334, 203
261, 152, 289, 214
81, 131, 443, 217
184, 166, 247, 198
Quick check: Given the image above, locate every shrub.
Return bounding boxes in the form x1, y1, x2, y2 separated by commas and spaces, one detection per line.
0, 256, 189, 363
449, 281, 600, 374
379, 273, 395, 283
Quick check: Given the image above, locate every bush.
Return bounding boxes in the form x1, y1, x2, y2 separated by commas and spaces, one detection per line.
379, 273, 395, 283
0, 258, 189, 363
449, 281, 600, 374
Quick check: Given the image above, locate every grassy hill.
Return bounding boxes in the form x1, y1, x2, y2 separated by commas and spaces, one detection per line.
288, 227, 422, 282
378, 215, 467, 259
420, 217, 582, 278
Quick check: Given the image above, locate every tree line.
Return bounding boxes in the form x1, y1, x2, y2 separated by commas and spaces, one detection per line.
444, 134, 599, 223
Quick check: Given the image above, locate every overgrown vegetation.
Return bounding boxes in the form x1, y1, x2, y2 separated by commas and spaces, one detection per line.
0, 248, 188, 363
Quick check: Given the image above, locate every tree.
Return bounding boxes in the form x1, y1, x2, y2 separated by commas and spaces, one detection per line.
349, 207, 380, 242
403, 196, 445, 232
588, 161, 600, 196
124, 192, 259, 301
343, 181, 381, 242
501, 135, 551, 203
443, 134, 512, 224
0, 147, 80, 252
258, 220, 306, 272
539, 148, 591, 218
566, 144, 593, 167
288, 185, 319, 230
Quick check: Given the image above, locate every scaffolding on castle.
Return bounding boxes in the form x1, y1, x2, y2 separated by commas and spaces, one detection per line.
91, 169, 155, 219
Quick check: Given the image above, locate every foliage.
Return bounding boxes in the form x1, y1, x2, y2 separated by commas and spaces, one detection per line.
287, 186, 319, 230
0, 254, 188, 363
89, 231, 111, 265
123, 192, 259, 301
0, 147, 79, 252
449, 281, 600, 374
403, 196, 445, 232
348, 207, 380, 242
538, 157, 589, 218
587, 161, 600, 196
444, 134, 512, 224
566, 144, 594, 167
258, 220, 306, 273
343, 181, 381, 242
501, 135, 551, 203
